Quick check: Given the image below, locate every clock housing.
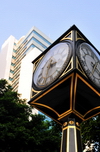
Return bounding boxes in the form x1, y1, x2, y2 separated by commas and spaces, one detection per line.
29, 25, 100, 125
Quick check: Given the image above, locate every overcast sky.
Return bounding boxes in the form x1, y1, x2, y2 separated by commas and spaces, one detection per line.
0, 0, 100, 52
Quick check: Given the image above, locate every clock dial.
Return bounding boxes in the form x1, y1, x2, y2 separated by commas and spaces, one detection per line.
33, 42, 72, 90
77, 42, 100, 88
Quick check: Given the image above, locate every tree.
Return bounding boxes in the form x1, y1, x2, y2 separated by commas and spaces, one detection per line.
28, 114, 61, 152
80, 116, 100, 151
0, 79, 61, 152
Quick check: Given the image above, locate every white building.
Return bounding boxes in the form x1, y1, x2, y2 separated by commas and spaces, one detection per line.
0, 27, 53, 110
0, 35, 17, 80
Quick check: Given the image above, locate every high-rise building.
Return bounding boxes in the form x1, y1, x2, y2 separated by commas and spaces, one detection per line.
0, 26, 53, 103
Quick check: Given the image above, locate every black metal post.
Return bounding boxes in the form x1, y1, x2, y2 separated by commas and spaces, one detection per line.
60, 118, 83, 152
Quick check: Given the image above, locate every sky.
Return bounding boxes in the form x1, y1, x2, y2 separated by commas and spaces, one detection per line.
0, 0, 100, 52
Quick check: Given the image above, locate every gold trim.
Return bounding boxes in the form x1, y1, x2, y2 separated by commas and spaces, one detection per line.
74, 111, 85, 121
73, 110, 85, 121
57, 110, 73, 120
32, 104, 74, 121
69, 120, 74, 125
84, 106, 100, 117
73, 73, 100, 121
31, 90, 41, 98
32, 102, 60, 116
60, 31, 73, 41
70, 70, 74, 110
58, 73, 74, 120
63, 125, 80, 131
75, 31, 85, 41
31, 104, 62, 125
75, 74, 100, 96
84, 111, 100, 121
33, 55, 44, 67
32, 88, 41, 94
31, 55, 44, 97
67, 127, 69, 152
60, 57, 73, 77
76, 57, 87, 77
30, 73, 74, 103
56, 61, 73, 119
63, 122, 68, 127
67, 126, 78, 152
73, 108, 100, 122
76, 122, 80, 127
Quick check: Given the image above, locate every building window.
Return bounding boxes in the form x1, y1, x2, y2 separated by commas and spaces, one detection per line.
11, 63, 15, 66
12, 56, 16, 59
10, 70, 14, 73
13, 49, 16, 53
32, 37, 47, 49
9, 77, 13, 81
33, 31, 51, 45
24, 44, 35, 55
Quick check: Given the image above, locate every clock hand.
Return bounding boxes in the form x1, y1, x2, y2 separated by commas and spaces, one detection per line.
45, 58, 54, 77
94, 65, 100, 76
41, 59, 51, 84
50, 61, 57, 68
95, 68, 100, 76
45, 60, 51, 78
90, 62, 98, 76
46, 58, 57, 77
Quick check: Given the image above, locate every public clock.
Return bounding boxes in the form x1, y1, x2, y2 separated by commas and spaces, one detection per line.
77, 42, 100, 88
33, 42, 72, 90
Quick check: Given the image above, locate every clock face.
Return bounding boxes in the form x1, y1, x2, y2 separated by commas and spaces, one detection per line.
33, 42, 72, 90
77, 42, 100, 88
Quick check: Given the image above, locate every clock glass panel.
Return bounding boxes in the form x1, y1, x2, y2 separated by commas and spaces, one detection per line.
77, 42, 100, 88
33, 42, 72, 90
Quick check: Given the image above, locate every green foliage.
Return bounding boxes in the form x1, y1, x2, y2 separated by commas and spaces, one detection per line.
0, 79, 61, 152
1, 79, 100, 151
80, 116, 100, 151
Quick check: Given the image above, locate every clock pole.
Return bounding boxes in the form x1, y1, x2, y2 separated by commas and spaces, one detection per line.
60, 118, 83, 152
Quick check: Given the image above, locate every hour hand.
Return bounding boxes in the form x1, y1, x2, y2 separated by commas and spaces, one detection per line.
91, 62, 100, 77
91, 62, 98, 75
95, 66, 100, 76
50, 60, 57, 68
